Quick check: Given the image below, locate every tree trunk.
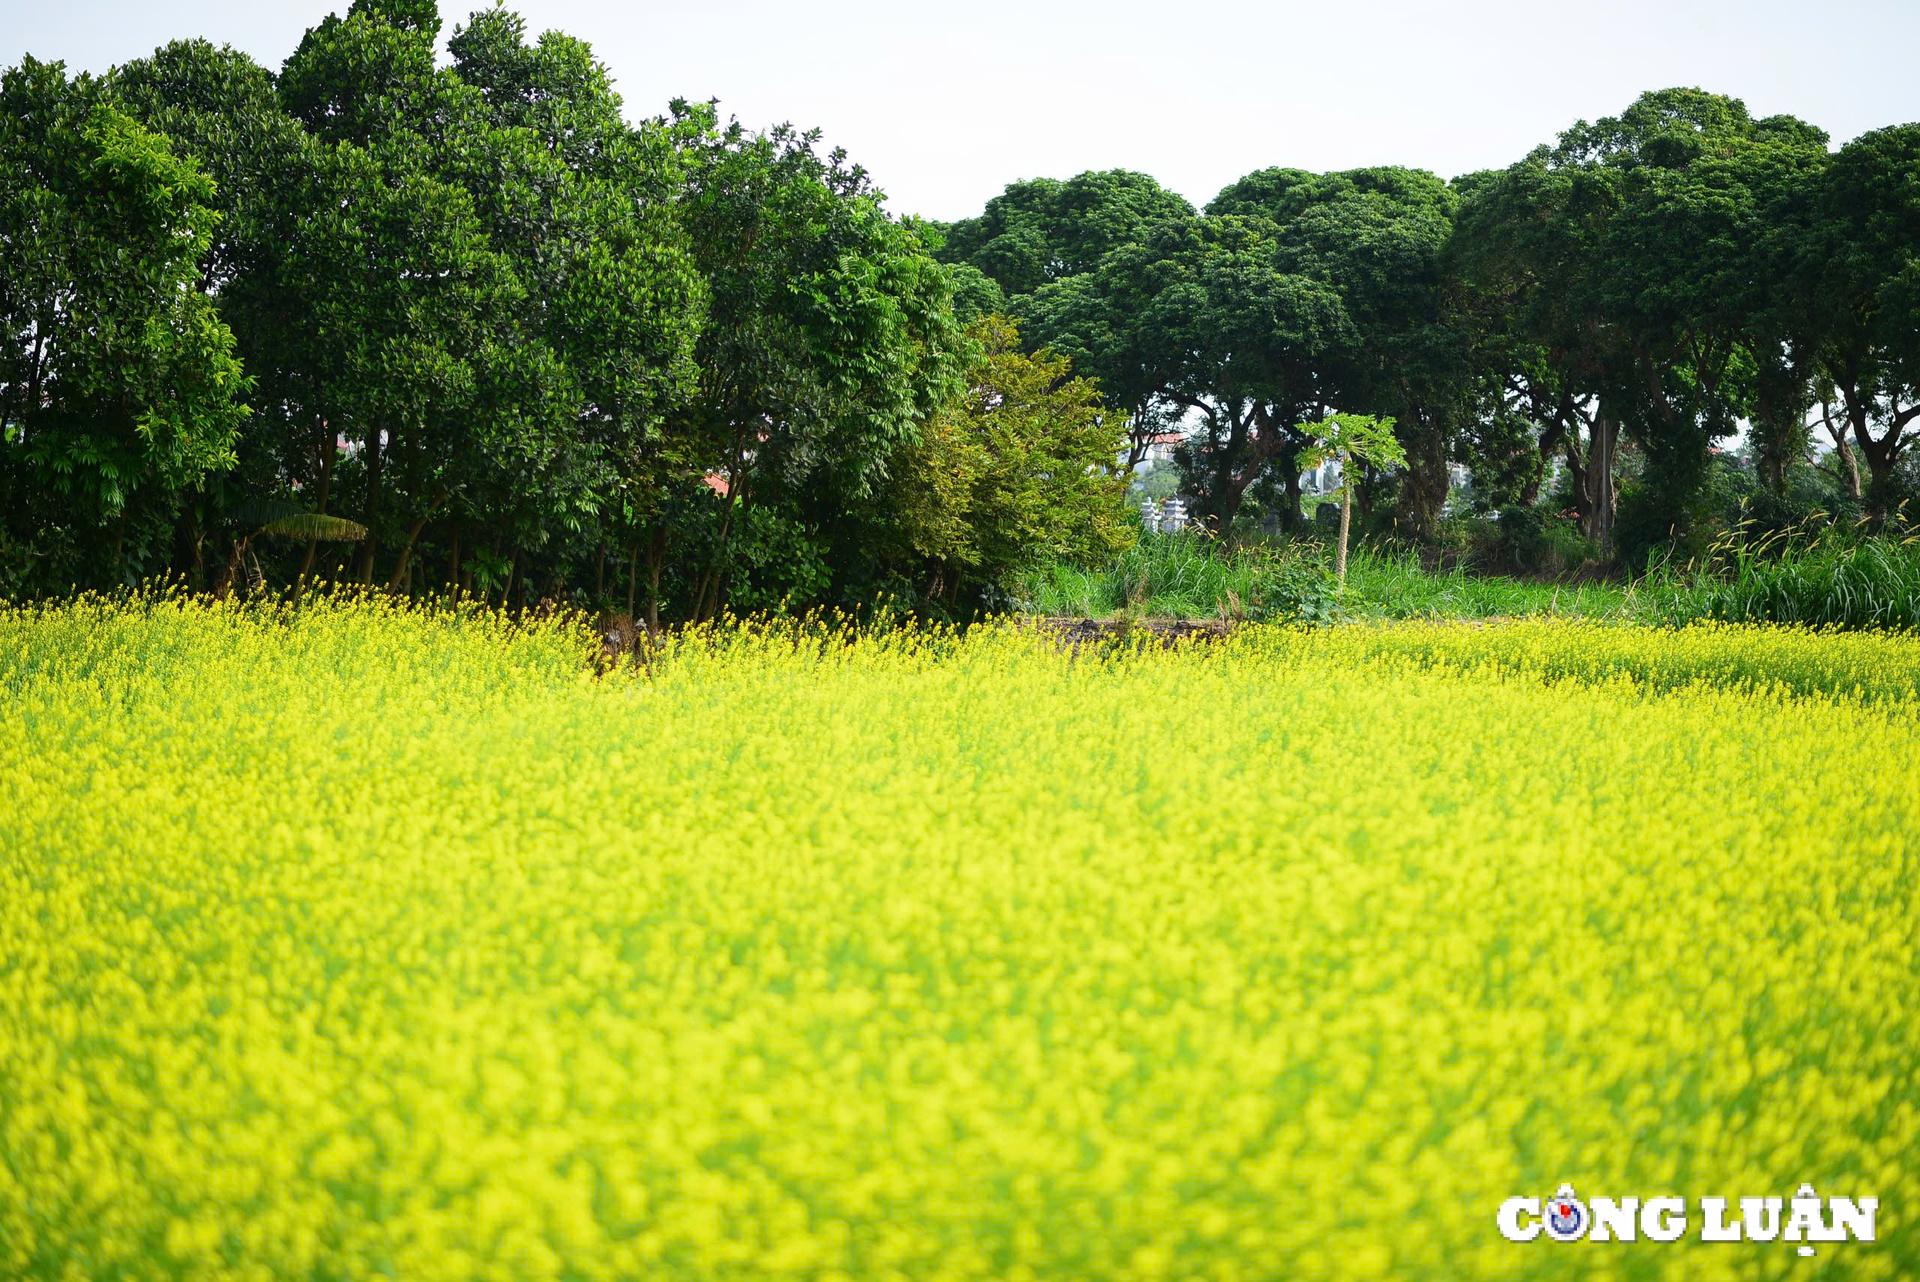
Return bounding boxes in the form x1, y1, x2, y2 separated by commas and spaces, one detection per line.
112, 509, 129, 584
693, 428, 753, 622
1210, 471, 1258, 535
385, 516, 428, 592
1751, 359, 1812, 496
1336, 470, 1352, 586
297, 420, 334, 599
357, 428, 383, 583
625, 542, 639, 619
1838, 439, 1863, 499
214, 536, 247, 602
1198, 403, 1255, 534
1393, 411, 1450, 538
182, 503, 205, 592
1848, 403, 1903, 520
645, 525, 666, 635
697, 499, 741, 623
448, 528, 461, 601
1570, 407, 1618, 552
1751, 410, 1801, 496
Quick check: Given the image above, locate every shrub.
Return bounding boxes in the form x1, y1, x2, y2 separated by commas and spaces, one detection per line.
1475, 506, 1597, 577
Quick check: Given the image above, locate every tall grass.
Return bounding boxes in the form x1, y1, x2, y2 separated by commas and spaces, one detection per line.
1656, 522, 1920, 630
1017, 533, 1630, 622
1016, 532, 1331, 620
1340, 546, 1631, 620
1025, 525, 1920, 632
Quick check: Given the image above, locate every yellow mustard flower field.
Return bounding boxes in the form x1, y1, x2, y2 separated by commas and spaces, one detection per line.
1, 597, 1916, 1282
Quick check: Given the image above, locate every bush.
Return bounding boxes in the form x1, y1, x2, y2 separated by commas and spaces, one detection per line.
721, 506, 834, 615
1475, 506, 1597, 577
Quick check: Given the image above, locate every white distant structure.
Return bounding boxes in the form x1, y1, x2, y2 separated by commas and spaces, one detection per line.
1138, 497, 1190, 534
1301, 456, 1341, 497
1126, 434, 1475, 532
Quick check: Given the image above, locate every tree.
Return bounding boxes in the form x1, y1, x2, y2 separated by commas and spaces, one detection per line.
940, 170, 1197, 470
888, 315, 1131, 602
275, 1, 588, 592
1021, 214, 1351, 531
1809, 125, 1920, 517
109, 39, 326, 587
1210, 166, 1465, 536
942, 262, 1006, 324
668, 100, 968, 619
1741, 133, 1828, 500
0, 57, 247, 589
1298, 413, 1405, 585
1453, 164, 1604, 543
447, 6, 706, 608
937, 169, 1194, 298
1454, 89, 1828, 558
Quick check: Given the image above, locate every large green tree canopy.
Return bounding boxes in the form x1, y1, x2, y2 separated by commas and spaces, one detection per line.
1810, 124, 1920, 510
0, 57, 248, 589
936, 169, 1195, 298
1454, 89, 1831, 554
6, 1, 997, 613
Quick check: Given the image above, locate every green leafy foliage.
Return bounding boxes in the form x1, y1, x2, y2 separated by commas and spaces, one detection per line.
937, 170, 1194, 297
887, 315, 1133, 602
0, 58, 248, 585
661, 99, 970, 619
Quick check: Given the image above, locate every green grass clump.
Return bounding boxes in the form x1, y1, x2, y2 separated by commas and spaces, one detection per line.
1338, 546, 1630, 620
1656, 524, 1920, 630
1023, 526, 1920, 634
1015, 532, 1335, 621
1017, 532, 1629, 623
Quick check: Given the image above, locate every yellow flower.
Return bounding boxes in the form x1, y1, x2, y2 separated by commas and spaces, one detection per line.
0, 597, 1915, 1280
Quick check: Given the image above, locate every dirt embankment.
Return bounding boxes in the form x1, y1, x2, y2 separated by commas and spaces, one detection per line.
1027, 616, 1233, 649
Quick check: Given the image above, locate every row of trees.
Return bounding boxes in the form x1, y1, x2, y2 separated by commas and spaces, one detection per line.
933, 91, 1920, 566
0, 0, 1128, 611
8, 14, 1914, 608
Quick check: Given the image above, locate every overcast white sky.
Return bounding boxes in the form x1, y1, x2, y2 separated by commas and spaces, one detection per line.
6, 0, 1918, 221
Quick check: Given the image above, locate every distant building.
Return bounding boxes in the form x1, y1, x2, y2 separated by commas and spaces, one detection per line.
1301, 457, 1341, 496
1122, 430, 1187, 475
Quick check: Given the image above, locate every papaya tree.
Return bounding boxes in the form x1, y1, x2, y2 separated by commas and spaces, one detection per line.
1298, 412, 1405, 585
